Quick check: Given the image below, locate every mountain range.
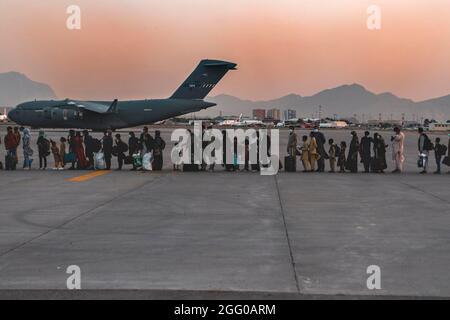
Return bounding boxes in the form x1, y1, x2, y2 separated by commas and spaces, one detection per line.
0, 72, 56, 107
205, 84, 450, 121
0, 72, 449, 121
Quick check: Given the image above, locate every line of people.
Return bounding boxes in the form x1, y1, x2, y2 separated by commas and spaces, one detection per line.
286, 126, 449, 174
1, 126, 166, 171
1, 126, 449, 173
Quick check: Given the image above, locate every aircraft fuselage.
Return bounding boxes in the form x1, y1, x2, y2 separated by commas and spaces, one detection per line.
7, 59, 236, 130
8, 99, 216, 130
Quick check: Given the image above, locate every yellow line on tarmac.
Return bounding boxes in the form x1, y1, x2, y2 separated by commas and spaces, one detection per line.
67, 170, 112, 182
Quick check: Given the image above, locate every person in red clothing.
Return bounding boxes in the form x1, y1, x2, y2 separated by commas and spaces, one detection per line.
4, 126, 19, 159
74, 131, 88, 169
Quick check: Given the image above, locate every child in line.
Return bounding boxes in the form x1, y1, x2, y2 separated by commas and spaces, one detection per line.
51, 140, 63, 170
434, 137, 447, 174
338, 141, 347, 173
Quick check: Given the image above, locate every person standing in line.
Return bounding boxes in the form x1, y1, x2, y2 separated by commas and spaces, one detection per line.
287, 127, 298, 158
208, 135, 217, 172
311, 127, 327, 172
391, 127, 405, 173
67, 130, 77, 170
359, 131, 373, 173
373, 133, 388, 173
223, 130, 232, 172
128, 132, 139, 171
328, 138, 338, 173
114, 134, 128, 171
83, 130, 95, 170
21, 128, 33, 170
13, 127, 21, 165
243, 137, 249, 172
102, 130, 113, 170
232, 136, 239, 171
200, 125, 208, 171
37, 130, 50, 170
338, 141, 347, 173
447, 135, 450, 174
309, 132, 320, 172
59, 137, 67, 169
140, 126, 154, 153
50, 140, 63, 170
300, 135, 311, 172
346, 131, 359, 173
139, 126, 149, 147
418, 127, 434, 174
433, 137, 447, 174
74, 131, 87, 169
153, 130, 166, 171
4, 127, 18, 170
142, 131, 154, 155
128, 132, 139, 156
208, 127, 220, 171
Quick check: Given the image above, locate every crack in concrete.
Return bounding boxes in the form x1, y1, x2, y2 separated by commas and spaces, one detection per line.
0, 175, 163, 260
274, 175, 301, 294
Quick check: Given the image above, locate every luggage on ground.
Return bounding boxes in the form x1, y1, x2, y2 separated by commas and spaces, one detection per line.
94, 152, 106, 170
64, 152, 76, 164
142, 152, 153, 171
284, 155, 296, 172
418, 153, 428, 168
133, 153, 142, 168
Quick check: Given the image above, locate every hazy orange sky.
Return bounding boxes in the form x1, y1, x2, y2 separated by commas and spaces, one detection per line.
1, 0, 450, 101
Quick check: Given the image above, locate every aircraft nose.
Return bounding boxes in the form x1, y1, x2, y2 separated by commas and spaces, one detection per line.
8, 109, 17, 123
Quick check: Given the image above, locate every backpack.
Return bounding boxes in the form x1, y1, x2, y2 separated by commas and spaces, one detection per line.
424, 135, 434, 151
438, 144, 448, 156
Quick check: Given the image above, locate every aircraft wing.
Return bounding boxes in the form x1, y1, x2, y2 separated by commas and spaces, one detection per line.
65, 100, 117, 114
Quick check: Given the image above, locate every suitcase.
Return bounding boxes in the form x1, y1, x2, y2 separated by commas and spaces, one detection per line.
284, 156, 296, 172
64, 152, 76, 164
183, 164, 199, 172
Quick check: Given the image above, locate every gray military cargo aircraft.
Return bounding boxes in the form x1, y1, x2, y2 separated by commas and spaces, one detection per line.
8, 59, 236, 130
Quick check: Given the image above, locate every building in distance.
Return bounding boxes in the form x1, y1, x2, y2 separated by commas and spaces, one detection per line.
252, 109, 266, 120
283, 109, 296, 121
267, 108, 281, 121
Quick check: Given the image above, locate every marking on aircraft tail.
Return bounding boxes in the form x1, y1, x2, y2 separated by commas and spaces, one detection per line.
67, 170, 111, 182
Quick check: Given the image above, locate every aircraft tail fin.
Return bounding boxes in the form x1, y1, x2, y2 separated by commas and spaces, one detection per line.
170, 59, 237, 100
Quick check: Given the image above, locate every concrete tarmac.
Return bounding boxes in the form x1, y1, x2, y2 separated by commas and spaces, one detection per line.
0, 128, 448, 299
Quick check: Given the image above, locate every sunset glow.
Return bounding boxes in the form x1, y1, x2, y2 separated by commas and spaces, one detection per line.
1, 0, 450, 101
